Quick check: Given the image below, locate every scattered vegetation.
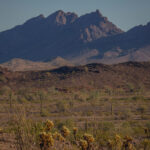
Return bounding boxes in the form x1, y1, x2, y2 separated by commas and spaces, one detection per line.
0, 62, 150, 149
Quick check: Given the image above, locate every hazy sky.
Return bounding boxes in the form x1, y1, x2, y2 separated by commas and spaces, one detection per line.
0, 0, 150, 32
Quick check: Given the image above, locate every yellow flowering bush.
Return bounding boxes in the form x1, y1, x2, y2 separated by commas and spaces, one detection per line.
39, 120, 55, 149
114, 134, 122, 150
80, 133, 95, 150
107, 139, 114, 149
45, 120, 54, 131
39, 120, 96, 150
83, 133, 94, 144
73, 127, 78, 140
79, 139, 88, 150
115, 134, 121, 141
39, 132, 54, 149
123, 136, 135, 150
73, 127, 78, 135
53, 131, 65, 142
61, 126, 70, 138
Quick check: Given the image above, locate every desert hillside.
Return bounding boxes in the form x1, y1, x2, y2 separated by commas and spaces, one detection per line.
0, 61, 150, 93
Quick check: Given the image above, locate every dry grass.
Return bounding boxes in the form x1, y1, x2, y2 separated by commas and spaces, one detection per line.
0, 90, 150, 149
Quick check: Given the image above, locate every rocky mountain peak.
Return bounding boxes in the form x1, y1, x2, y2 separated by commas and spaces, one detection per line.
76, 9, 123, 42
92, 9, 104, 19
95, 9, 103, 16
47, 10, 78, 25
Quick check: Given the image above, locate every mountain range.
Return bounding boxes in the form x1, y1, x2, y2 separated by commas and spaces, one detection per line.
0, 10, 150, 71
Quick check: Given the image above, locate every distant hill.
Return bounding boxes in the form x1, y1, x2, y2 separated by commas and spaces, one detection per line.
0, 57, 73, 71
0, 62, 150, 92
0, 10, 150, 65
49, 56, 73, 67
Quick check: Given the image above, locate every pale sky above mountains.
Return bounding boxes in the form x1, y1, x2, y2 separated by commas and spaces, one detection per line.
0, 0, 150, 32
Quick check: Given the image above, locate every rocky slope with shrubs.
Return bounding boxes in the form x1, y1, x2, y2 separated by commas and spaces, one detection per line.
0, 61, 150, 92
